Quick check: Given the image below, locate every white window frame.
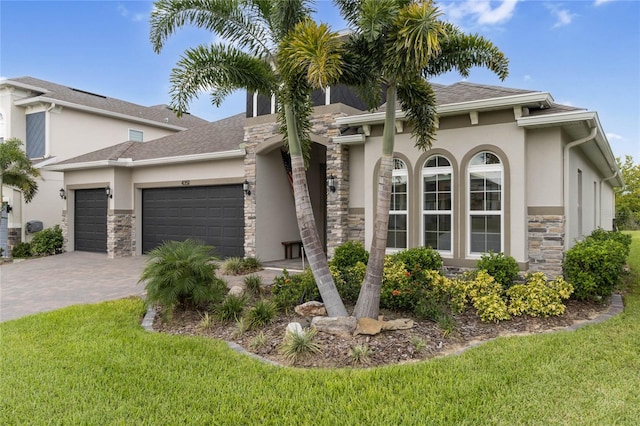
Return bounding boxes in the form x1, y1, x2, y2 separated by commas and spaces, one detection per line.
467, 152, 503, 257
387, 158, 408, 253
129, 129, 144, 142
422, 155, 453, 257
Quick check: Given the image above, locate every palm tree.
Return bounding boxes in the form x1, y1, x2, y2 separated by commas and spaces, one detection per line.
334, 0, 509, 319
0, 137, 40, 256
150, 0, 348, 316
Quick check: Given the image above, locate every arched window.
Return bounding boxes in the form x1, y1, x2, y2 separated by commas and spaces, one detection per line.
422, 155, 452, 253
468, 152, 503, 254
387, 158, 408, 251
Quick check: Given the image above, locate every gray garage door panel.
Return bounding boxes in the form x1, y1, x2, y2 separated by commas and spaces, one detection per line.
75, 188, 108, 253
142, 185, 244, 258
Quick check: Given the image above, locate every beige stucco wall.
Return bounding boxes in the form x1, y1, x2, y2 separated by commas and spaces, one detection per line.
525, 127, 564, 207
255, 149, 299, 262
359, 118, 528, 263
48, 108, 180, 161
348, 144, 365, 209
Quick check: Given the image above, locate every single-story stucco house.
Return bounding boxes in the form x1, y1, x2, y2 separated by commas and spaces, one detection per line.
46, 82, 623, 277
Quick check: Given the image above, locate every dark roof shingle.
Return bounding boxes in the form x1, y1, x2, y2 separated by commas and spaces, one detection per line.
5, 76, 209, 128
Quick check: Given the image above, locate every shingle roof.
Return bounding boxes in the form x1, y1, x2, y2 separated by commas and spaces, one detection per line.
58, 113, 245, 164
378, 81, 542, 112
4, 76, 209, 129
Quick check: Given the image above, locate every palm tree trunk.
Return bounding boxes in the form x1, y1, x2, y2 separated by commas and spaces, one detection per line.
284, 104, 348, 317
354, 85, 397, 319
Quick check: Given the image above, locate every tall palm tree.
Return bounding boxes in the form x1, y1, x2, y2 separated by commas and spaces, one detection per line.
150, 0, 348, 316
334, 0, 509, 319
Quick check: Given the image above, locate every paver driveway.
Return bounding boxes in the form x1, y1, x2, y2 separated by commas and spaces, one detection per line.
0, 252, 147, 322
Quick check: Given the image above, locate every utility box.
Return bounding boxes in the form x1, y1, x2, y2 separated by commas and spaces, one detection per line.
26, 220, 43, 234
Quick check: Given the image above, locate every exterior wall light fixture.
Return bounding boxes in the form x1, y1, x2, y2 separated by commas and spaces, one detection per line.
105, 186, 113, 199
59, 188, 67, 200
243, 180, 251, 196
328, 174, 336, 193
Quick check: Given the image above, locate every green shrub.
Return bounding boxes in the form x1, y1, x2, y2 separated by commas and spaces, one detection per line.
329, 241, 369, 270
564, 237, 628, 301
244, 274, 263, 296
11, 242, 32, 258
330, 261, 365, 304
29, 225, 63, 256
476, 251, 520, 289
452, 271, 510, 322
390, 247, 442, 274
588, 227, 632, 252
272, 268, 320, 312
246, 299, 277, 329
216, 294, 247, 322
139, 239, 226, 311
220, 257, 262, 275
380, 256, 445, 312
507, 273, 573, 317
279, 327, 322, 363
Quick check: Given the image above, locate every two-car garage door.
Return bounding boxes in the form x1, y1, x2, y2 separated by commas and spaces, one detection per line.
141, 185, 244, 258
74, 185, 244, 258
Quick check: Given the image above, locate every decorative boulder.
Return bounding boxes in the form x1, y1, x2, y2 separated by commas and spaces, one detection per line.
311, 316, 357, 337
228, 286, 244, 297
381, 319, 414, 331
354, 317, 383, 336
285, 322, 303, 338
294, 301, 327, 317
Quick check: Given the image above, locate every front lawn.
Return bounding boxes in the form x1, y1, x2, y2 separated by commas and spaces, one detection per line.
2, 232, 639, 424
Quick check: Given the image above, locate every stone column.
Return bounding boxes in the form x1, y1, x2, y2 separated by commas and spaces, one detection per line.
528, 214, 565, 278
107, 211, 135, 258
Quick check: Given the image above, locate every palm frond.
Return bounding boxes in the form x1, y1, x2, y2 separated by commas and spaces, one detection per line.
0, 138, 41, 203
279, 19, 344, 90
397, 77, 438, 151
150, 0, 274, 58
423, 22, 509, 81
169, 44, 277, 114
359, 0, 400, 42
271, 0, 314, 41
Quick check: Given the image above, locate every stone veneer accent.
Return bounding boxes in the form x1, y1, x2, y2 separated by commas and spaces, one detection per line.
243, 112, 351, 260
7, 227, 21, 255
528, 214, 565, 278
107, 211, 135, 258
347, 210, 365, 244
61, 211, 69, 253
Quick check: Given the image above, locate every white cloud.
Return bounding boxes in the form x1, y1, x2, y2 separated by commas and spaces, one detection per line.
558, 100, 574, 107
117, 3, 146, 22
441, 0, 520, 26
606, 133, 625, 141
595, 0, 615, 6
545, 4, 577, 28
523, 74, 532, 82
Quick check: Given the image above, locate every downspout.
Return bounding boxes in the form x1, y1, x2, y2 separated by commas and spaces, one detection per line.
563, 126, 597, 250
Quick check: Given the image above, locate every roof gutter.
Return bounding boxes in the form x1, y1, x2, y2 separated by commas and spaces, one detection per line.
44, 148, 246, 171
14, 96, 188, 131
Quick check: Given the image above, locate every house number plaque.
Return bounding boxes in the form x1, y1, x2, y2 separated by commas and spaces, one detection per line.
181, 180, 190, 186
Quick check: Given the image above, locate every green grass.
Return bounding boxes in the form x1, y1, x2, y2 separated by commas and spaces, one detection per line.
2, 232, 640, 424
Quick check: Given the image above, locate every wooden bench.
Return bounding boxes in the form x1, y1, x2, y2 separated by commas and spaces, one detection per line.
281, 240, 303, 259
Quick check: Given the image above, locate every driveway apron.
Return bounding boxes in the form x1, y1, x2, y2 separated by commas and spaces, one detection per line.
0, 252, 147, 322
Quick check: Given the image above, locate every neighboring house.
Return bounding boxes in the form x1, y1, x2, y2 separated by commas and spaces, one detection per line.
47, 82, 623, 277
0, 77, 208, 254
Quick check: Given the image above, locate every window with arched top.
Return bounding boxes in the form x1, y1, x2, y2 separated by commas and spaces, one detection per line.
422, 155, 453, 253
387, 158, 408, 250
468, 151, 503, 254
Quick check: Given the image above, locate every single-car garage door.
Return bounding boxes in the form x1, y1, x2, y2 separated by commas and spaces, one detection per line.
75, 188, 108, 253
142, 185, 244, 258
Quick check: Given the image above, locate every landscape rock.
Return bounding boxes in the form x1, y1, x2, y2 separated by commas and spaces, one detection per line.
285, 322, 303, 338
294, 301, 327, 317
354, 317, 383, 336
228, 286, 244, 297
311, 316, 357, 337
381, 318, 414, 331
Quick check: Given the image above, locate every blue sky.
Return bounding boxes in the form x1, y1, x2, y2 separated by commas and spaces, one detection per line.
1, 0, 638, 161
